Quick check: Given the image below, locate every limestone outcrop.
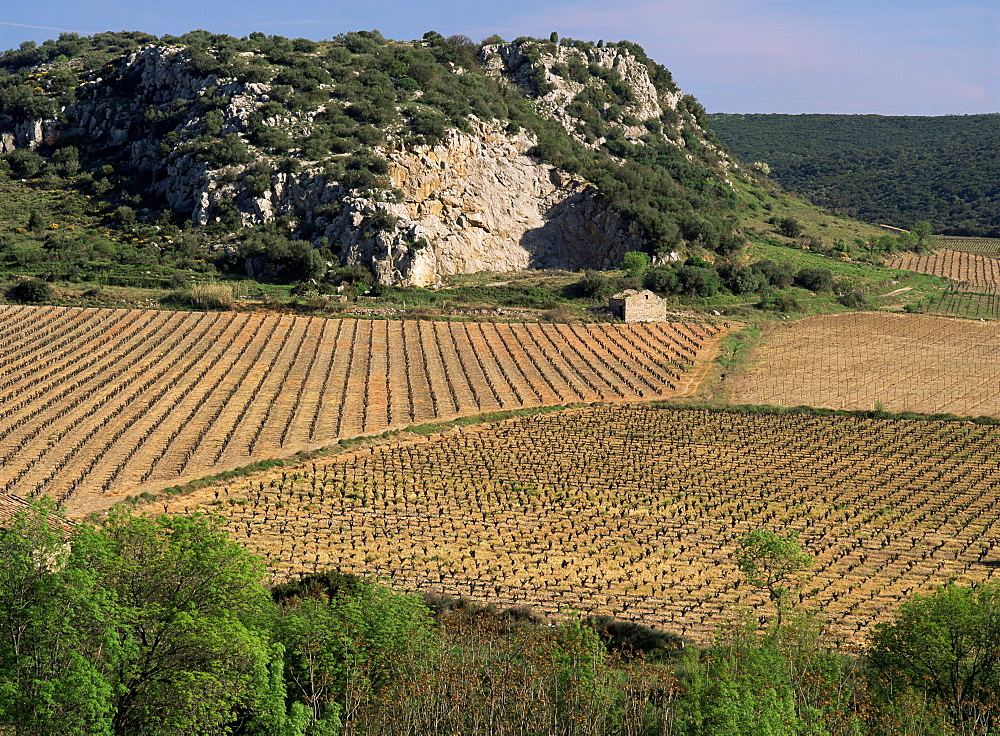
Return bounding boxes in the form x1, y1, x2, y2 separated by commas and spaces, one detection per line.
337, 119, 639, 286
0, 36, 736, 286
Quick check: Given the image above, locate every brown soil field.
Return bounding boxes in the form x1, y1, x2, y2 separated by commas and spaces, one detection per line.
148, 404, 1000, 646
728, 313, 1000, 415
886, 248, 1000, 288
0, 305, 726, 514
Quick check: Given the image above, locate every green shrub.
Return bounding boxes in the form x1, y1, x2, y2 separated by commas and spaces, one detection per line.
753, 259, 796, 288
794, 267, 834, 292
7, 277, 54, 303
757, 290, 801, 312
574, 270, 615, 300
677, 265, 720, 297
4, 149, 45, 178
837, 289, 869, 309
644, 264, 681, 295
620, 250, 650, 275
778, 216, 803, 237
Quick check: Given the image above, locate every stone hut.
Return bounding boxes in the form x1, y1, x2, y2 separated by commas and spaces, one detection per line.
608, 289, 667, 322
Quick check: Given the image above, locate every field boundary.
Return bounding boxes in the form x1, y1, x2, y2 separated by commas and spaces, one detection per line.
128, 396, 1000, 513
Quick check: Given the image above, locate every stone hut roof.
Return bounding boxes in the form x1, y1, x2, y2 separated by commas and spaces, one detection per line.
610, 289, 660, 301
610, 289, 638, 300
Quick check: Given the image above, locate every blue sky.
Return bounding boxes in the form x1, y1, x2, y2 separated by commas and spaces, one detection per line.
1, 0, 997, 115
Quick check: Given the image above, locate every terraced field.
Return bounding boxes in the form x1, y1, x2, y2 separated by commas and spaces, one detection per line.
933, 236, 1000, 258
886, 248, 1000, 288
0, 305, 725, 514
152, 404, 1000, 646
729, 313, 1000, 415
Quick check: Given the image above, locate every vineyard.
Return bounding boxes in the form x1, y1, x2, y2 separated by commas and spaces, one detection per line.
885, 248, 1000, 288
729, 313, 1000, 415
151, 404, 1000, 646
883, 248, 1000, 320
924, 282, 1000, 321
933, 236, 1000, 258
0, 305, 725, 514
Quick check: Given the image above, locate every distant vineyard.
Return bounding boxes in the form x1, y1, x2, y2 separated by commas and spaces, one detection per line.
934, 236, 1000, 258
729, 313, 1000, 415
0, 306, 725, 514
155, 404, 1000, 645
924, 282, 1000, 321
885, 248, 1000, 288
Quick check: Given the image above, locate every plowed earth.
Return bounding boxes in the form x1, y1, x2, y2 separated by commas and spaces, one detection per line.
0, 305, 726, 514
152, 404, 1000, 646
728, 313, 1000, 416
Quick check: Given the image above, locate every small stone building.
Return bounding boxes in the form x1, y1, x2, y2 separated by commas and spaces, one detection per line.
608, 289, 667, 322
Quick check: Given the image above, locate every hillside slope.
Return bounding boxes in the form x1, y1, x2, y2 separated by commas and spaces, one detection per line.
710, 113, 1000, 236
1, 31, 755, 287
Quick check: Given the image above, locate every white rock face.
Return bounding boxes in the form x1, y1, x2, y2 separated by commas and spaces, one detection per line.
0, 118, 59, 152
338, 119, 638, 286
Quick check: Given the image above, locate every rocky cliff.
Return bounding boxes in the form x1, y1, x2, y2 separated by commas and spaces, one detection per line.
0, 32, 744, 286
342, 119, 640, 286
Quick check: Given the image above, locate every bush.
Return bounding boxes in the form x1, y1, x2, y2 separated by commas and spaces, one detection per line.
620, 250, 650, 275
718, 263, 766, 295
757, 291, 800, 312
794, 267, 834, 292
574, 271, 614, 300
837, 289, 868, 309
229, 229, 325, 282
753, 259, 796, 288
7, 277, 53, 303
4, 149, 45, 178
868, 583, 1000, 733
164, 282, 233, 310
777, 217, 803, 238
676, 265, 720, 297
644, 264, 680, 295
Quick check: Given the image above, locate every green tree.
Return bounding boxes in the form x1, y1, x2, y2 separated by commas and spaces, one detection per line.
74, 512, 276, 736
51, 145, 81, 176
644, 264, 680, 295
0, 497, 114, 736
912, 220, 934, 250
736, 530, 812, 630
26, 210, 46, 231
868, 583, 1000, 733
777, 216, 803, 238
620, 250, 650, 276
274, 575, 435, 731
574, 270, 614, 300
7, 277, 54, 303
794, 267, 834, 292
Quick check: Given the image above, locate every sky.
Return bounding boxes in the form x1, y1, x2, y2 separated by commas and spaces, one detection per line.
1, 0, 997, 115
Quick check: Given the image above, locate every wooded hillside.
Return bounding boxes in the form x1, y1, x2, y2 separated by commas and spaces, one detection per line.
711, 113, 1000, 236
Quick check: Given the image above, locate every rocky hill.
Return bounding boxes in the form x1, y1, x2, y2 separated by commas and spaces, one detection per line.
0, 31, 752, 286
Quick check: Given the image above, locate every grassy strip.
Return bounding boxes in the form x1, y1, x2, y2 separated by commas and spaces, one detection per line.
126, 403, 585, 506
699, 322, 761, 402
714, 324, 761, 373
650, 398, 1000, 426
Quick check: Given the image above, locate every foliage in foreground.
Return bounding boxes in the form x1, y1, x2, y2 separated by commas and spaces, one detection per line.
0, 498, 997, 734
